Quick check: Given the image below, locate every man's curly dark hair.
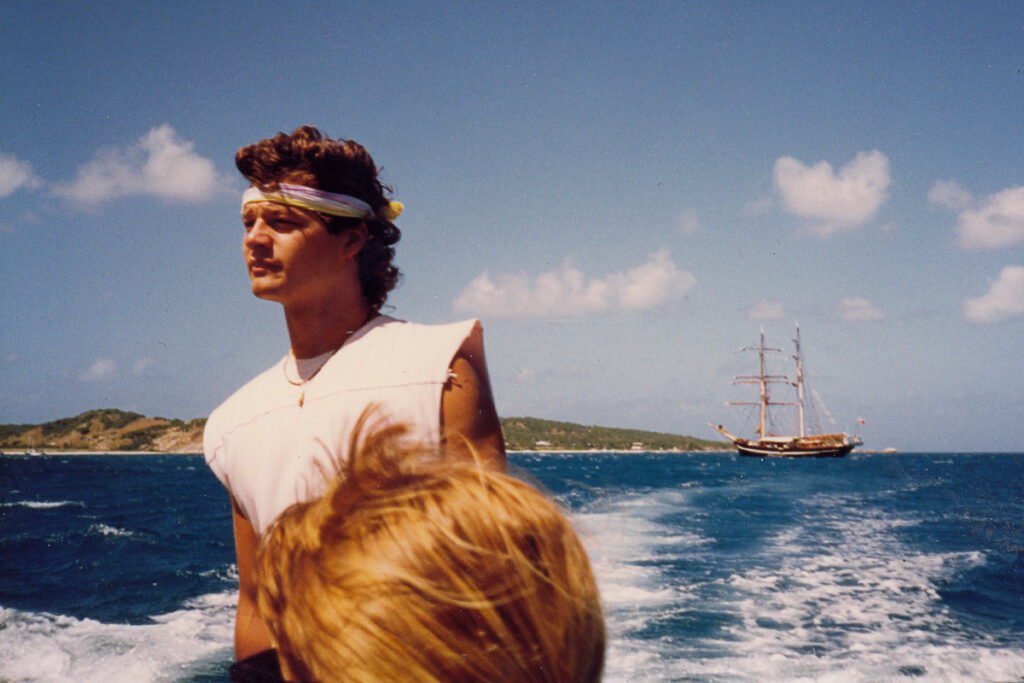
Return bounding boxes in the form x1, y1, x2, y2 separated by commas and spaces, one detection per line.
236, 126, 401, 312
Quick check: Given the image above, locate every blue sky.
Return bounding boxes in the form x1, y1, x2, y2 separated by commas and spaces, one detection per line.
2, 1, 1022, 451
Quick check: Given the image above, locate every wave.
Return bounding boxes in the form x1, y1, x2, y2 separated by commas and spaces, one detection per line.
573, 487, 711, 681
87, 523, 134, 538
713, 498, 999, 681
3, 453, 1022, 682
0, 593, 236, 683
1, 501, 85, 510
575, 484, 1024, 682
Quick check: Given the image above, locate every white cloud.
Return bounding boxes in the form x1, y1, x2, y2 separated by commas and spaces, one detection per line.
453, 250, 695, 319
748, 299, 784, 321
774, 150, 891, 236
676, 208, 703, 236
53, 125, 219, 205
834, 297, 885, 322
927, 180, 973, 210
964, 266, 1024, 323
954, 186, 1024, 249
0, 153, 43, 199
133, 358, 156, 375
80, 358, 117, 382
742, 195, 775, 217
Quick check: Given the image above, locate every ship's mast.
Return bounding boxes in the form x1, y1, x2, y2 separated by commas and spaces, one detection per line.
757, 328, 770, 438
792, 323, 806, 438
730, 326, 790, 439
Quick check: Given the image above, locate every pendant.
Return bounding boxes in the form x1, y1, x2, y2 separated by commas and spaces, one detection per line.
298, 390, 305, 407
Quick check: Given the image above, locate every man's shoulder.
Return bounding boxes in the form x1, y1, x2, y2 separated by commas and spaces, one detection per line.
356, 316, 482, 364
205, 356, 289, 438
313, 316, 482, 389
366, 315, 481, 345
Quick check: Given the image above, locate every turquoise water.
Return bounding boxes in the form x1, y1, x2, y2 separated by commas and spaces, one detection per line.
2, 452, 1023, 681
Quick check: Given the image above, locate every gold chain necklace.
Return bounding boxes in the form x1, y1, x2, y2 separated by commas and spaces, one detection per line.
282, 313, 376, 407
283, 347, 340, 407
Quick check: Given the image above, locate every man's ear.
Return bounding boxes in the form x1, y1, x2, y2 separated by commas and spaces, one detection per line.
338, 223, 369, 258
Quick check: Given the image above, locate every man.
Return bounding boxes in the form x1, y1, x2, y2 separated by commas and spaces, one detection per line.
203, 126, 505, 664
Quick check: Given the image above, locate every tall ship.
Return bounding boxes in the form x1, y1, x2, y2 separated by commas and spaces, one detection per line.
712, 325, 862, 458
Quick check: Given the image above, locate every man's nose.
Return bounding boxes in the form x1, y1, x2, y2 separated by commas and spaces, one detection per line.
243, 219, 272, 248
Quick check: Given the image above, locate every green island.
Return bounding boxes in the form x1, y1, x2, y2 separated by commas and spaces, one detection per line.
500, 416, 729, 452
0, 409, 730, 454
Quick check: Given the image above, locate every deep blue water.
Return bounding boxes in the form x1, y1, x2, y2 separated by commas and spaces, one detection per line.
2, 452, 1023, 682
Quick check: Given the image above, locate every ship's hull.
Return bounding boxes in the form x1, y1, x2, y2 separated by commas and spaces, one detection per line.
733, 440, 855, 458
712, 425, 860, 458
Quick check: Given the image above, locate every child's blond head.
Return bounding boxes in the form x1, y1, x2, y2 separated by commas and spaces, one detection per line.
256, 418, 605, 682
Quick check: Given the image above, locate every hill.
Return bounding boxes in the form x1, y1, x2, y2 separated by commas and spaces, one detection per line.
0, 409, 206, 453
0, 410, 729, 453
499, 416, 730, 451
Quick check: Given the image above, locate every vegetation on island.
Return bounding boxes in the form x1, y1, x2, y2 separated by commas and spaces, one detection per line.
1, 409, 729, 454
499, 417, 730, 452
0, 409, 207, 453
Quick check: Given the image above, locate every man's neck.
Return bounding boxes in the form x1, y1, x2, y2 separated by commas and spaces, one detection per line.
284, 297, 374, 359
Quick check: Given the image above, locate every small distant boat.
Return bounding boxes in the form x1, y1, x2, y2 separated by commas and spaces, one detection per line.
712, 325, 862, 458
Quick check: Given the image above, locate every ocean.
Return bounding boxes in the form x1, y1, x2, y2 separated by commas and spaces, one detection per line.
2, 451, 1023, 682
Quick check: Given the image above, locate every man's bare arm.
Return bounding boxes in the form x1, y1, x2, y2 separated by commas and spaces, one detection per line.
231, 496, 274, 660
441, 352, 506, 469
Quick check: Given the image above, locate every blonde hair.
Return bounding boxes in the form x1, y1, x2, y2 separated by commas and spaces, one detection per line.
256, 418, 605, 682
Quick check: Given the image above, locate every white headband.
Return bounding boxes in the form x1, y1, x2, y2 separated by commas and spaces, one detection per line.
241, 183, 402, 221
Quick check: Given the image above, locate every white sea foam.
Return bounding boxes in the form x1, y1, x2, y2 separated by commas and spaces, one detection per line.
1, 501, 84, 509
576, 490, 703, 606
705, 497, 1005, 682
582, 485, 1024, 682
88, 523, 133, 538
573, 487, 713, 682
0, 592, 236, 683
197, 565, 238, 583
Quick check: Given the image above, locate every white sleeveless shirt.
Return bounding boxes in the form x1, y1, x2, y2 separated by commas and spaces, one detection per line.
204, 315, 483, 535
